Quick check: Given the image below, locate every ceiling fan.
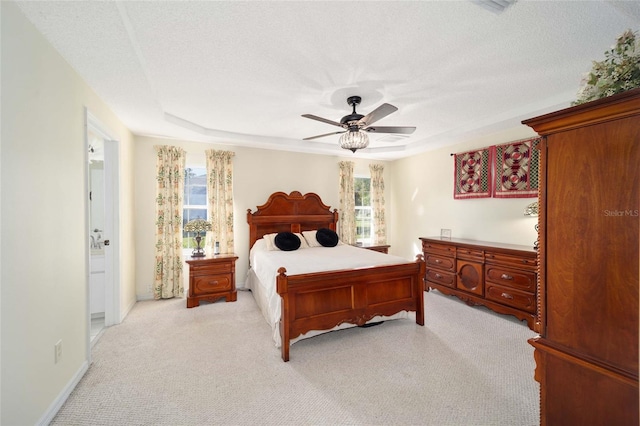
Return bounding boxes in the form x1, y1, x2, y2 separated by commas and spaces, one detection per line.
302, 96, 416, 152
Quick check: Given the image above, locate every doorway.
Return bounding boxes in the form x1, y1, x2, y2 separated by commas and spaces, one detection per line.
85, 109, 121, 348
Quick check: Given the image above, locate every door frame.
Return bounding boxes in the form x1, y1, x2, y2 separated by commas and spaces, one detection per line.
103, 138, 121, 326
84, 109, 121, 353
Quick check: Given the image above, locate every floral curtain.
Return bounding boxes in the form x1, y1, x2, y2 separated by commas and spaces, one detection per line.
205, 150, 235, 254
153, 145, 186, 299
338, 161, 356, 245
370, 164, 387, 245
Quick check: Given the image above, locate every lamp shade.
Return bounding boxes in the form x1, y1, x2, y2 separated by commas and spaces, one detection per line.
185, 218, 211, 257
524, 202, 539, 217
184, 218, 212, 234
339, 131, 369, 153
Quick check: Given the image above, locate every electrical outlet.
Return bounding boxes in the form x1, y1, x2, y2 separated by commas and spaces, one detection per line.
54, 340, 63, 364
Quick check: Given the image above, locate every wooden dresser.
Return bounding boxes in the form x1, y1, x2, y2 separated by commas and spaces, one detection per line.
186, 254, 238, 308
523, 88, 639, 425
420, 237, 538, 330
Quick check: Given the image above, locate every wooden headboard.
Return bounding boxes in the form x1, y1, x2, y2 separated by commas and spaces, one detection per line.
246, 191, 338, 249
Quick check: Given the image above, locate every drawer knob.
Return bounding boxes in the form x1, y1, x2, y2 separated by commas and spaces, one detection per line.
501, 274, 513, 280
435, 259, 442, 263
501, 292, 514, 299
435, 273, 442, 279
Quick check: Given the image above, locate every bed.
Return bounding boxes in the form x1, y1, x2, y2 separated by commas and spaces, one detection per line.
245, 191, 426, 361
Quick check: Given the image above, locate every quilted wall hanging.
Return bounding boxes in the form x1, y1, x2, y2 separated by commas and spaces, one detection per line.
491, 138, 540, 198
453, 148, 493, 199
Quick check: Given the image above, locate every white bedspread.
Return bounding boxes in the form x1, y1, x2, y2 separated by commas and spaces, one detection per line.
246, 240, 413, 347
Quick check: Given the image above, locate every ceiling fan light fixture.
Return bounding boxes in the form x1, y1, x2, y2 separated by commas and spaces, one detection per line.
339, 131, 369, 153
472, 0, 517, 14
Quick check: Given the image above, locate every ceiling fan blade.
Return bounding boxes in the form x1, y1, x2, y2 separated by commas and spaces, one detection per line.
357, 103, 398, 126
363, 126, 416, 135
303, 130, 346, 141
301, 114, 344, 128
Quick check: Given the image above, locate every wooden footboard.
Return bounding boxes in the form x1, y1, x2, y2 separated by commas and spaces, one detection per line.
276, 255, 426, 361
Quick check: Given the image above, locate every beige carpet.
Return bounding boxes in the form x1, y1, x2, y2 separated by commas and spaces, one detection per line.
51, 290, 539, 425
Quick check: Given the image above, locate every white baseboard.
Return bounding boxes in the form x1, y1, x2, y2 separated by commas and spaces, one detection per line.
136, 293, 155, 301
120, 297, 137, 322
36, 360, 89, 426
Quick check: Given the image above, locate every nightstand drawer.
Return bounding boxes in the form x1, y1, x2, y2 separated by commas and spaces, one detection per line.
426, 268, 456, 288
189, 262, 232, 276
485, 265, 536, 292
360, 244, 390, 254
191, 274, 231, 296
486, 283, 535, 313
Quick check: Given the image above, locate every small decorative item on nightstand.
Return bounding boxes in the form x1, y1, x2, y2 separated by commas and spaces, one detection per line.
184, 218, 212, 258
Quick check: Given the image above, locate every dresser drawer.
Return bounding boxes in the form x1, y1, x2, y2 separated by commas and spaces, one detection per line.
425, 268, 456, 288
485, 265, 536, 292
456, 247, 484, 261
191, 274, 231, 296
485, 251, 537, 270
422, 241, 456, 257
425, 254, 455, 272
189, 262, 232, 276
486, 283, 535, 313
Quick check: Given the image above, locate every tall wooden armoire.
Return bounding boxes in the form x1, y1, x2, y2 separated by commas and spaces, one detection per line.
523, 88, 639, 425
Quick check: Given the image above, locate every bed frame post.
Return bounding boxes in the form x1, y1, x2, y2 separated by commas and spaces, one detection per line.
415, 254, 426, 326
276, 267, 290, 362
330, 209, 338, 231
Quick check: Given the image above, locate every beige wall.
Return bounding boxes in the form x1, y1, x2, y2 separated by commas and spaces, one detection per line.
134, 136, 389, 298
1, 3, 136, 424
388, 126, 540, 261
134, 125, 541, 299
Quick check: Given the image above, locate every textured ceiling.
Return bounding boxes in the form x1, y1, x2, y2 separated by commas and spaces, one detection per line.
14, 1, 640, 160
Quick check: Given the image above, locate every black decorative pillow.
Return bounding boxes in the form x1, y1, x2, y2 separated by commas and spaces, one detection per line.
316, 228, 339, 247
274, 232, 301, 251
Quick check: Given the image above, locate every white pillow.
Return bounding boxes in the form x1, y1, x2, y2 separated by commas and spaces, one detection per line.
302, 230, 322, 247
251, 238, 267, 252
295, 233, 310, 249
263, 233, 279, 251
263, 232, 308, 250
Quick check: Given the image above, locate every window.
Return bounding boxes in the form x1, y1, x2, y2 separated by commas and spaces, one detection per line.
183, 167, 207, 249
354, 176, 372, 245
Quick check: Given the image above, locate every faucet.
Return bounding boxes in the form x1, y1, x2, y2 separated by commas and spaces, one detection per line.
92, 229, 103, 249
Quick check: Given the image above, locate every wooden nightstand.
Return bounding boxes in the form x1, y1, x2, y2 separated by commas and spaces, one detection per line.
359, 244, 390, 254
186, 254, 238, 308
